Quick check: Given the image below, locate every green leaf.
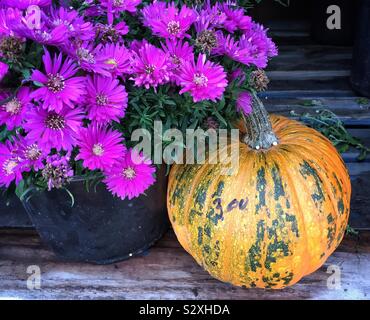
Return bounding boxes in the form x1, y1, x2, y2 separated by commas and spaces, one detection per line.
357, 149, 368, 161
63, 188, 75, 207
346, 225, 359, 236
212, 108, 228, 127
33, 81, 44, 87
21, 69, 31, 79
15, 180, 25, 199
336, 143, 349, 153
356, 97, 369, 105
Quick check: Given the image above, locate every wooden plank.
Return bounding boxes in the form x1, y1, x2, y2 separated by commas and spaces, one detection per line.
342, 153, 370, 163
264, 96, 369, 109
269, 33, 313, 46
277, 45, 352, 56
265, 20, 311, 32
268, 47, 352, 71
346, 163, 370, 176
260, 90, 358, 99
268, 78, 352, 92
266, 98, 370, 162
350, 171, 370, 230
267, 70, 351, 81
266, 97, 369, 109
0, 229, 368, 300
267, 109, 370, 127
270, 30, 310, 38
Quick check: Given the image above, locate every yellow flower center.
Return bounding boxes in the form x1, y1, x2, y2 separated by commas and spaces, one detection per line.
105, 58, 118, 68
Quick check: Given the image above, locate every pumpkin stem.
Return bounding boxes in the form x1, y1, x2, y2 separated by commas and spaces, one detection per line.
242, 92, 278, 149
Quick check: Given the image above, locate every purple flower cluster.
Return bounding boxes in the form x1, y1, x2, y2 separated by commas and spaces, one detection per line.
139, 0, 277, 103
0, 0, 277, 199
0, 44, 152, 199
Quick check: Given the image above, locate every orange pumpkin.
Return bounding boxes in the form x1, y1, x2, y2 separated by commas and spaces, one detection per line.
167, 108, 351, 289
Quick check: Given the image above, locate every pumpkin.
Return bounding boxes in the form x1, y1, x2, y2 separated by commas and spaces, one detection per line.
167, 96, 351, 289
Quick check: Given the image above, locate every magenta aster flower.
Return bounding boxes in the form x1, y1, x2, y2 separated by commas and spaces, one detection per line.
64, 42, 112, 77
130, 42, 171, 89
0, 8, 20, 37
96, 21, 129, 43
194, 4, 226, 33
0, 0, 51, 10
0, 10, 10, 37
177, 54, 228, 102
101, 0, 142, 15
141, 1, 167, 27
84, 3, 104, 17
99, 43, 132, 77
42, 154, 73, 190
9, 11, 69, 47
31, 49, 86, 112
113, 21, 129, 36
104, 149, 156, 200
229, 68, 246, 85
129, 39, 148, 53
0, 87, 32, 130
0, 61, 8, 81
14, 136, 46, 172
213, 33, 251, 63
142, 1, 196, 39
24, 106, 84, 152
0, 140, 23, 187
243, 22, 278, 62
220, 2, 252, 33
215, 23, 277, 68
236, 92, 253, 115
85, 75, 128, 124
76, 124, 126, 171
161, 39, 194, 78
48, 6, 95, 42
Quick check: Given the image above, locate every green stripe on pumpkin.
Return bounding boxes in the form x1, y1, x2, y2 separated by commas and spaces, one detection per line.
255, 168, 266, 214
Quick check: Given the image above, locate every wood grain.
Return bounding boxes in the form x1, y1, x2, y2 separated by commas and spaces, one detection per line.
0, 229, 369, 300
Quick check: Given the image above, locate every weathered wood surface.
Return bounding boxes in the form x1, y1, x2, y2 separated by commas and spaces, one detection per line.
0, 229, 369, 300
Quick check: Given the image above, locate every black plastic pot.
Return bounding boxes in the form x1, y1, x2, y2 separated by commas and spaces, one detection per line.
310, 0, 356, 45
22, 167, 169, 264
0, 190, 32, 228
351, 0, 370, 97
